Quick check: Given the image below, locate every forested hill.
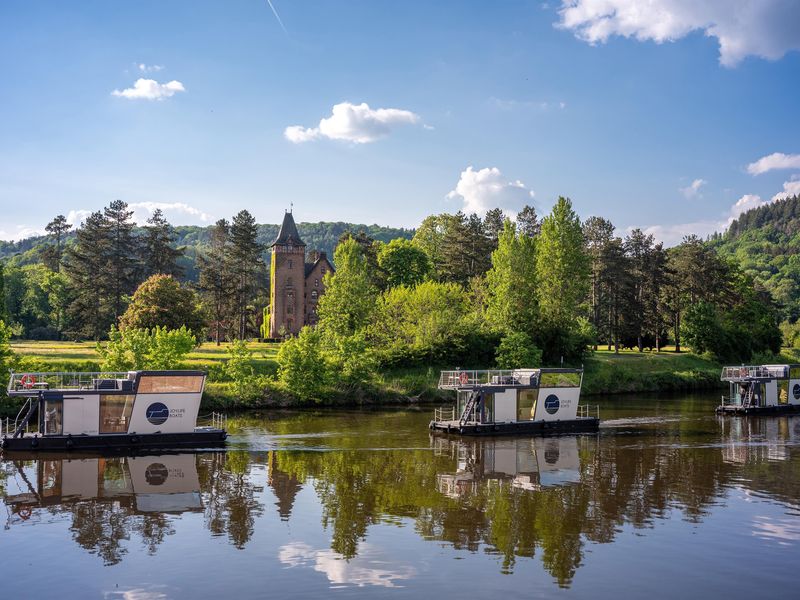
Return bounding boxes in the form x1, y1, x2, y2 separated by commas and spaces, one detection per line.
711, 193, 800, 321
0, 220, 415, 279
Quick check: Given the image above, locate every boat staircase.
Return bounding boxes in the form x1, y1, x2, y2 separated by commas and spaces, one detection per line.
459, 390, 481, 426
741, 385, 755, 409
0, 396, 38, 440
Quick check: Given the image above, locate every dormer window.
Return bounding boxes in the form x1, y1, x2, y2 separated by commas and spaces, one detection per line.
321, 267, 327, 275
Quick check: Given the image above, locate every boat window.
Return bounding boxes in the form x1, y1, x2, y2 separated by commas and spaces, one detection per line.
539, 372, 581, 388
138, 375, 204, 394
99, 394, 134, 433
778, 380, 789, 405
43, 399, 63, 435
517, 390, 537, 421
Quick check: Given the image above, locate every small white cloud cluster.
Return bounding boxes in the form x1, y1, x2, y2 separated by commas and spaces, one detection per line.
446, 166, 535, 216
112, 78, 185, 100
557, 0, 800, 67
680, 178, 706, 199
641, 150, 800, 245
285, 102, 421, 144
137, 63, 164, 73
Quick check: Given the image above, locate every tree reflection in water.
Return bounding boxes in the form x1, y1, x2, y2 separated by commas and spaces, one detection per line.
2, 410, 799, 587
266, 412, 800, 587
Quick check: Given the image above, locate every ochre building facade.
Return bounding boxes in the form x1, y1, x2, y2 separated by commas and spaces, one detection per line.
268, 211, 334, 338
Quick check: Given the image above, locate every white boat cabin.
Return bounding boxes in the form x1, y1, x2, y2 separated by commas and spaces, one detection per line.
6, 370, 207, 437
438, 368, 587, 424
719, 364, 800, 411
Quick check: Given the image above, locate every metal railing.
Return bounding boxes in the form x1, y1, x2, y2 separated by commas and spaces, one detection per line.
433, 406, 456, 423
7, 371, 134, 395
438, 369, 539, 389
577, 405, 600, 419
721, 366, 787, 381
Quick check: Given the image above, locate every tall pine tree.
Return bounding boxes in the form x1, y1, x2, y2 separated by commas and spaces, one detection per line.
228, 210, 264, 340
197, 218, 233, 345
141, 208, 184, 278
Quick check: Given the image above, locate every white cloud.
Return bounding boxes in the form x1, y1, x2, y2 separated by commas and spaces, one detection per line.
0, 226, 46, 242
556, 0, 800, 67
278, 542, 415, 588
746, 152, 800, 175
66, 209, 92, 227
128, 202, 213, 224
680, 178, 707, 199
446, 166, 535, 216
772, 177, 800, 201
137, 63, 164, 73
284, 101, 421, 144
112, 78, 185, 100
638, 193, 773, 246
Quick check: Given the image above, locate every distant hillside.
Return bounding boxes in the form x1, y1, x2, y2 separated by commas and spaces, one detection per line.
711, 194, 800, 322
0, 221, 415, 281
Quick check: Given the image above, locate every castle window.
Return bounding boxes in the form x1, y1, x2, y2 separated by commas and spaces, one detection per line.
321, 267, 327, 275
311, 290, 318, 300
288, 259, 293, 269
315, 278, 319, 288
287, 305, 293, 314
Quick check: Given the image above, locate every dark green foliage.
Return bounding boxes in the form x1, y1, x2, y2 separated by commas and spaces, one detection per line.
141, 208, 184, 278
713, 194, 800, 322
197, 219, 234, 344
120, 274, 205, 332
496, 331, 543, 369
229, 210, 266, 340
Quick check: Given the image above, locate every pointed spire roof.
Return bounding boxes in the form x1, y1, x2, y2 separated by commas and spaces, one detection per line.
272, 210, 305, 247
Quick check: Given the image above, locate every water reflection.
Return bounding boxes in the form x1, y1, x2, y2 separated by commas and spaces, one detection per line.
2, 452, 264, 563
2, 407, 800, 592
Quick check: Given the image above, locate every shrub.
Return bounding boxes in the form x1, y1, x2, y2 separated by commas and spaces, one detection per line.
276, 327, 329, 401
97, 325, 197, 371
495, 331, 543, 369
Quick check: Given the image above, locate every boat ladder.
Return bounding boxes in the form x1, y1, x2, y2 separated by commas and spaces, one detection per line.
741, 385, 755, 409
459, 390, 480, 426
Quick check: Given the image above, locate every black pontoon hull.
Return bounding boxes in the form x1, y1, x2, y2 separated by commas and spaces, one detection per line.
429, 418, 599, 436
1, 429, 227, 452
716, 404, 800, 415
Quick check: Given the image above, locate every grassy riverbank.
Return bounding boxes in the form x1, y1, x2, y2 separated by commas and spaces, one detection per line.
1, 340, 765, 414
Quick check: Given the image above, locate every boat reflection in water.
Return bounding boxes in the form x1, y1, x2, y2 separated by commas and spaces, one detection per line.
720, 414, 800, 464
4, 454, 203, 527
435, 436, 585, 498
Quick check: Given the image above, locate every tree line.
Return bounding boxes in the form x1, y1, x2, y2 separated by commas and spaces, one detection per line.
0, 201, 267, 341
276, 197, 782, 400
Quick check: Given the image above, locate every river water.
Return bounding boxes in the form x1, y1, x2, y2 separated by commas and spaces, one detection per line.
1, 393, 799, 599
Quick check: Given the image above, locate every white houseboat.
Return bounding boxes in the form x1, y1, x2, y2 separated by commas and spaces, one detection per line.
4, 454, 203, 526
430, 368, 599, 436
718, 364, 800, 414
1, 370, 227, 451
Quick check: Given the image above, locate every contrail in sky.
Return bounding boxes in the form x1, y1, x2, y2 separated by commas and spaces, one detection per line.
266, 0, 288, 34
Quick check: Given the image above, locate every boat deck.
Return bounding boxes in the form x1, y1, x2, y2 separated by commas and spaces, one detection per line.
716, 404, 800, 416
430, 418, 599, 436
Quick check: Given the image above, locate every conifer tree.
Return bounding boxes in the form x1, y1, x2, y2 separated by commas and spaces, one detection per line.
104, 200, 139, 322
228, 210, 264, 340
516, 204, 540, 237
141, 208, 184, 278
42, 214, 72, 272
198, 218, 233, 345
63, 211, 111, 338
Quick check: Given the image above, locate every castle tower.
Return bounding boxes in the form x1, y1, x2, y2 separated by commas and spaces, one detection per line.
269, 211, 306, 338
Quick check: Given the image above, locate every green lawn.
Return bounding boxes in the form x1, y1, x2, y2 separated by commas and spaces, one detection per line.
9, 340, 793, 405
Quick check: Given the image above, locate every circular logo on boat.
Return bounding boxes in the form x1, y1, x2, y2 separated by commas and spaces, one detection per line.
794, 384, 800, 400
145, 463, 168, 486
146, 402, 169, 425
544, 394, 560, 415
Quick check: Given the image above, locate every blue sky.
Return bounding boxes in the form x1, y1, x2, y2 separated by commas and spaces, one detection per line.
1, 0, 799, 245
